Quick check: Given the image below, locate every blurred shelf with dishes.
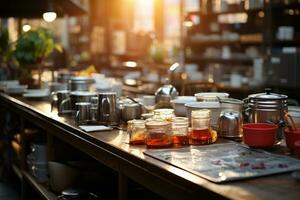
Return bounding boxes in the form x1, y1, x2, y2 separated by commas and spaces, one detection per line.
183, 0, 300, 94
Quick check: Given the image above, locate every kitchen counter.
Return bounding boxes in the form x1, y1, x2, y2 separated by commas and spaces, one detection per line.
1, 93, 300, 200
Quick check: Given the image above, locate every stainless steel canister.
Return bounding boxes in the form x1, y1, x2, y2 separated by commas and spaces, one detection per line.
218, 110, 242, 139
59, 91, 97, 113
98, 92, 119, 125
121, 103, 142, 122
69, 76, 94, 91
243, 88, 288, 139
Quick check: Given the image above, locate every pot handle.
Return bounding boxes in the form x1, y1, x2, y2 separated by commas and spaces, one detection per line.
50, 91, 57, 112
59, 98, 71, 114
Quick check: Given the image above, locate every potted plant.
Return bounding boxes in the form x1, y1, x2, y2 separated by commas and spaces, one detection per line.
14, 28, 61, 84
0, 29, 14, 79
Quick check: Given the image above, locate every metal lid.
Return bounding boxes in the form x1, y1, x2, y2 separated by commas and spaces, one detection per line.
248, 88, 288, 101
70, 91, 97, 96
70, 76, 94, 83
155, 84, 178, 99
220, 110, 240, 120
61, 189, 80, 198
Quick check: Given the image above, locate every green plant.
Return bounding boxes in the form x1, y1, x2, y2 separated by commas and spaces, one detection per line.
14, 28, 61, 65
0, 29, 13, 62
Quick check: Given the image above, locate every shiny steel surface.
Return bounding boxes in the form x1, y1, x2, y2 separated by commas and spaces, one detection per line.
97, 92, 119, 125
218, 110, 242, 138
155, 84, 178, 103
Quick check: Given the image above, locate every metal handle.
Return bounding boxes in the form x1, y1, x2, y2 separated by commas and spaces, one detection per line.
75, 110, 80, 124
50, 91, 57, 112
59, 97, 70, 114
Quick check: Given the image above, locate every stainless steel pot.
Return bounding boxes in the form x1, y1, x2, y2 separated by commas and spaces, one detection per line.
220, 98, 243, 114
243, 88, 288, 139
121, 103, 142, 122
218, 110, 242, 139
69, 76, 94, 91
244, 88, 288, 124
60, 91, 97, 113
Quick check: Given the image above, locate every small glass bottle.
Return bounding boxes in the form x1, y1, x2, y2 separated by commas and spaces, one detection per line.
172, 117, 189, 146
145, 119, 172, 148
190, 109, 214, 145
128, 120, 146, 145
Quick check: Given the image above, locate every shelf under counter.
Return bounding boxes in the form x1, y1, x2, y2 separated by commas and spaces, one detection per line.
1, 93, 300, 200
22, 171, 56, 200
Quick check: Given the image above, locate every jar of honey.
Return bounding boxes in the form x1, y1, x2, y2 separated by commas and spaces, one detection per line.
190, 109, 215, 145
172, 117, 189, 146
128, 120, 146, 145
145, 119, 172, 148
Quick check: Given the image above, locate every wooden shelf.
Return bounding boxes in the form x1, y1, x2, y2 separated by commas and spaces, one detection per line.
23, 171, 57, 200
187, 39, 262, 47
189, 8, 262, 17
186, 56, 253, 65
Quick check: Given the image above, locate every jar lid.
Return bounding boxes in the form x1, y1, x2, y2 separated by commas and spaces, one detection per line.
248, 88, 288, 100
146, 120, 171, 128
191, 109, 211, 118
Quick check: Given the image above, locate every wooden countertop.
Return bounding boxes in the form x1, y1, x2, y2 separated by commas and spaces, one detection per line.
1, 93, 300, 200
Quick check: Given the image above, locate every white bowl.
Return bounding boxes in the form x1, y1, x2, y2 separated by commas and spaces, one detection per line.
171, 96, 197, 116
185, 102, 221, 127
194, 92, 229, 102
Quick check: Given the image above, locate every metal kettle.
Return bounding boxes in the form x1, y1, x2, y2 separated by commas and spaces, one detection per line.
155, 84, 178, 104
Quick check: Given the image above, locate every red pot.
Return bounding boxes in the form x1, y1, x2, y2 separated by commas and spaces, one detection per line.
284, 128, 300, 151
294, 140, 300, 158
243, 123, 278, 148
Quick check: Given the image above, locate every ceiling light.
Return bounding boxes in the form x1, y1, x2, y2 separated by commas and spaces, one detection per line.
43, 12, 57, 22
22, 24, 31, 32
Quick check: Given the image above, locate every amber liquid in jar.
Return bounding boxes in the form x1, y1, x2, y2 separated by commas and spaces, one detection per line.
146, 132, 172, 148
145, 120, 172, 148
173, 135, 189, 146
128, 120, 145, 145
190, 128, 212, 145
172, 117, 189, 147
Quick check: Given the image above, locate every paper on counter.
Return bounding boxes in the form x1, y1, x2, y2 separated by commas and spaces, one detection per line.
79, 125, 113, 132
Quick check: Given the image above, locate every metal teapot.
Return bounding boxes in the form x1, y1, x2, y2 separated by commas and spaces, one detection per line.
155, 83, 178, 104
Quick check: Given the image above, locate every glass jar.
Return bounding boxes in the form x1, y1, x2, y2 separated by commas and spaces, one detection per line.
190, 109, 215, 145
128, 120, 145, 145
172, 117, 189, 146
153, 108, 175, 122
145, 119, 172, 148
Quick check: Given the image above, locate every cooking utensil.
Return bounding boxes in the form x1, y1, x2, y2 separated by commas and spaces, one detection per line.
121, 103, 142, 122
218, 110, 242, 139
155, 84, 178, 104
97, 92, 119, 125
75, 102, 92, 125
243, 88, 288, 139
195, 92, 229, 102
69, 76, 94, 91
284, 112, 297, 132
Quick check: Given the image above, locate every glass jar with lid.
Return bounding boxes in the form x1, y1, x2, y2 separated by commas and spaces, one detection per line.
172, 117, 189, 146
127, 119, 146, 145
153, 108, 175, 122
145, 119, 172, 148
190, 109, 216, 145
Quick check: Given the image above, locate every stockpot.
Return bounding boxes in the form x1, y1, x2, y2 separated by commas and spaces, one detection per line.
69, 76, 94, 91
60, 91, 97, 113
243, 88, 288, 125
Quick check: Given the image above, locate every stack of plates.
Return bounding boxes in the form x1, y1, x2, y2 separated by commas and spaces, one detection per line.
23, 89, 50, 100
